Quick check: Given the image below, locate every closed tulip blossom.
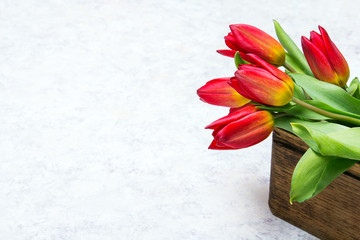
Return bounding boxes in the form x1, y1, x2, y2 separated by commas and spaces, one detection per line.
217, 24, 286, 66
197, 77, 250, 108
206, 104, 274, 150
301, 26, 350, 87
229, 54, 294, 106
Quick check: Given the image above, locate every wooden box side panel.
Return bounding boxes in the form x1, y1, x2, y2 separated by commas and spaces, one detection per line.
269, 128, 360, 240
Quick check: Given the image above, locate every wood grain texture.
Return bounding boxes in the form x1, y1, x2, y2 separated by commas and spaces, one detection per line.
269, 128, 360, 240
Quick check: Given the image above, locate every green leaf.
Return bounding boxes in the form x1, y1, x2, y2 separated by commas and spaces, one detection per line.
304, 100, 360, 120
257, 101, 328, 120
276, 119, 358, 203
293, 83, 306, 100
274, 116, 344, 134
256, 102, 294, 112
285, 104, 330, 120
292, 121, 348, 134
274, 116, 296, 133
285, 53, 305, 74
348, 77, 360, 99
290, 148, 356, 203
291, 123, 360, 160
234, 51, 247, 68
289, 73, 360, 115
257, 99, 328, 121
273, 20, 313, 76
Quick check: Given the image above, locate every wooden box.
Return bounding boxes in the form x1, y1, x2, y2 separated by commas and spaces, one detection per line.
269, 127, 360, 240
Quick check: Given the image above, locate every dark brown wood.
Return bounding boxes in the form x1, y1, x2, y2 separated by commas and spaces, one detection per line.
269, 127, 360, 240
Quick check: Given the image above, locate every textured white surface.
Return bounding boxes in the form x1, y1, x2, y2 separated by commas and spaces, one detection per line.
1, 0, 359, 239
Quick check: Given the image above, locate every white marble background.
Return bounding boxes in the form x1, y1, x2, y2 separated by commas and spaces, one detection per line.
1, 0, 359, 239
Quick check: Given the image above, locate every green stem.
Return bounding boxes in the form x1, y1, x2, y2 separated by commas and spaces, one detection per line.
273, 112, 289, 119
292, 97, 360, 126
283, 62, 297, 73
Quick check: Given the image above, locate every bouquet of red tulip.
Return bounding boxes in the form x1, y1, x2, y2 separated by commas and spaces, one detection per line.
197, 21, 360, 203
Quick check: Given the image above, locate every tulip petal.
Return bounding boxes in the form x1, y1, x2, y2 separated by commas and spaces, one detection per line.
229, 107, 242, 114
208, 139, 236, 150
205, 103, 257, 129
224, 32, 242, 51
301, 36, 339, 84
197, 78, 250, 108
216, 111, 274, 149
216, 49, 237, 58
228, 76, 253, 101
239, 53, 293, 89
319, 26, 350, 86
310, 31, 327, 56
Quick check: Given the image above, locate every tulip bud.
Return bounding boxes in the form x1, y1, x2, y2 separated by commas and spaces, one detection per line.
206, 104, 274, 149
197, 78, 250, 108
301, 26, 350, 87
217, 24, 286, 66
229, 54, 294, 106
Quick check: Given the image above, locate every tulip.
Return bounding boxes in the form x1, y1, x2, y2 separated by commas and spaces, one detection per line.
229, 54, 294, 106
206, 103, 274, 149
216, 32, 239, 58
217, 24, 286, 66
301, 26, 350, 87
197, 77, 250, 108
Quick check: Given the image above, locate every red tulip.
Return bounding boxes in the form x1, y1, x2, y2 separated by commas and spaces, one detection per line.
206, 104, 274, 150
301, 26, 350, 87
197, 77, 250, 108
216, 32, 240, 58
229, 54, 294, 106
217, 24, 285, 66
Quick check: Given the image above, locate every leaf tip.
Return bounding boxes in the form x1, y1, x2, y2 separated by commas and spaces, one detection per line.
273, 19, 281, 26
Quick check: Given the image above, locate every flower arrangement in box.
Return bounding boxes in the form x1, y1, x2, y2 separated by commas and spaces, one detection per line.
197, 21, 360, 203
